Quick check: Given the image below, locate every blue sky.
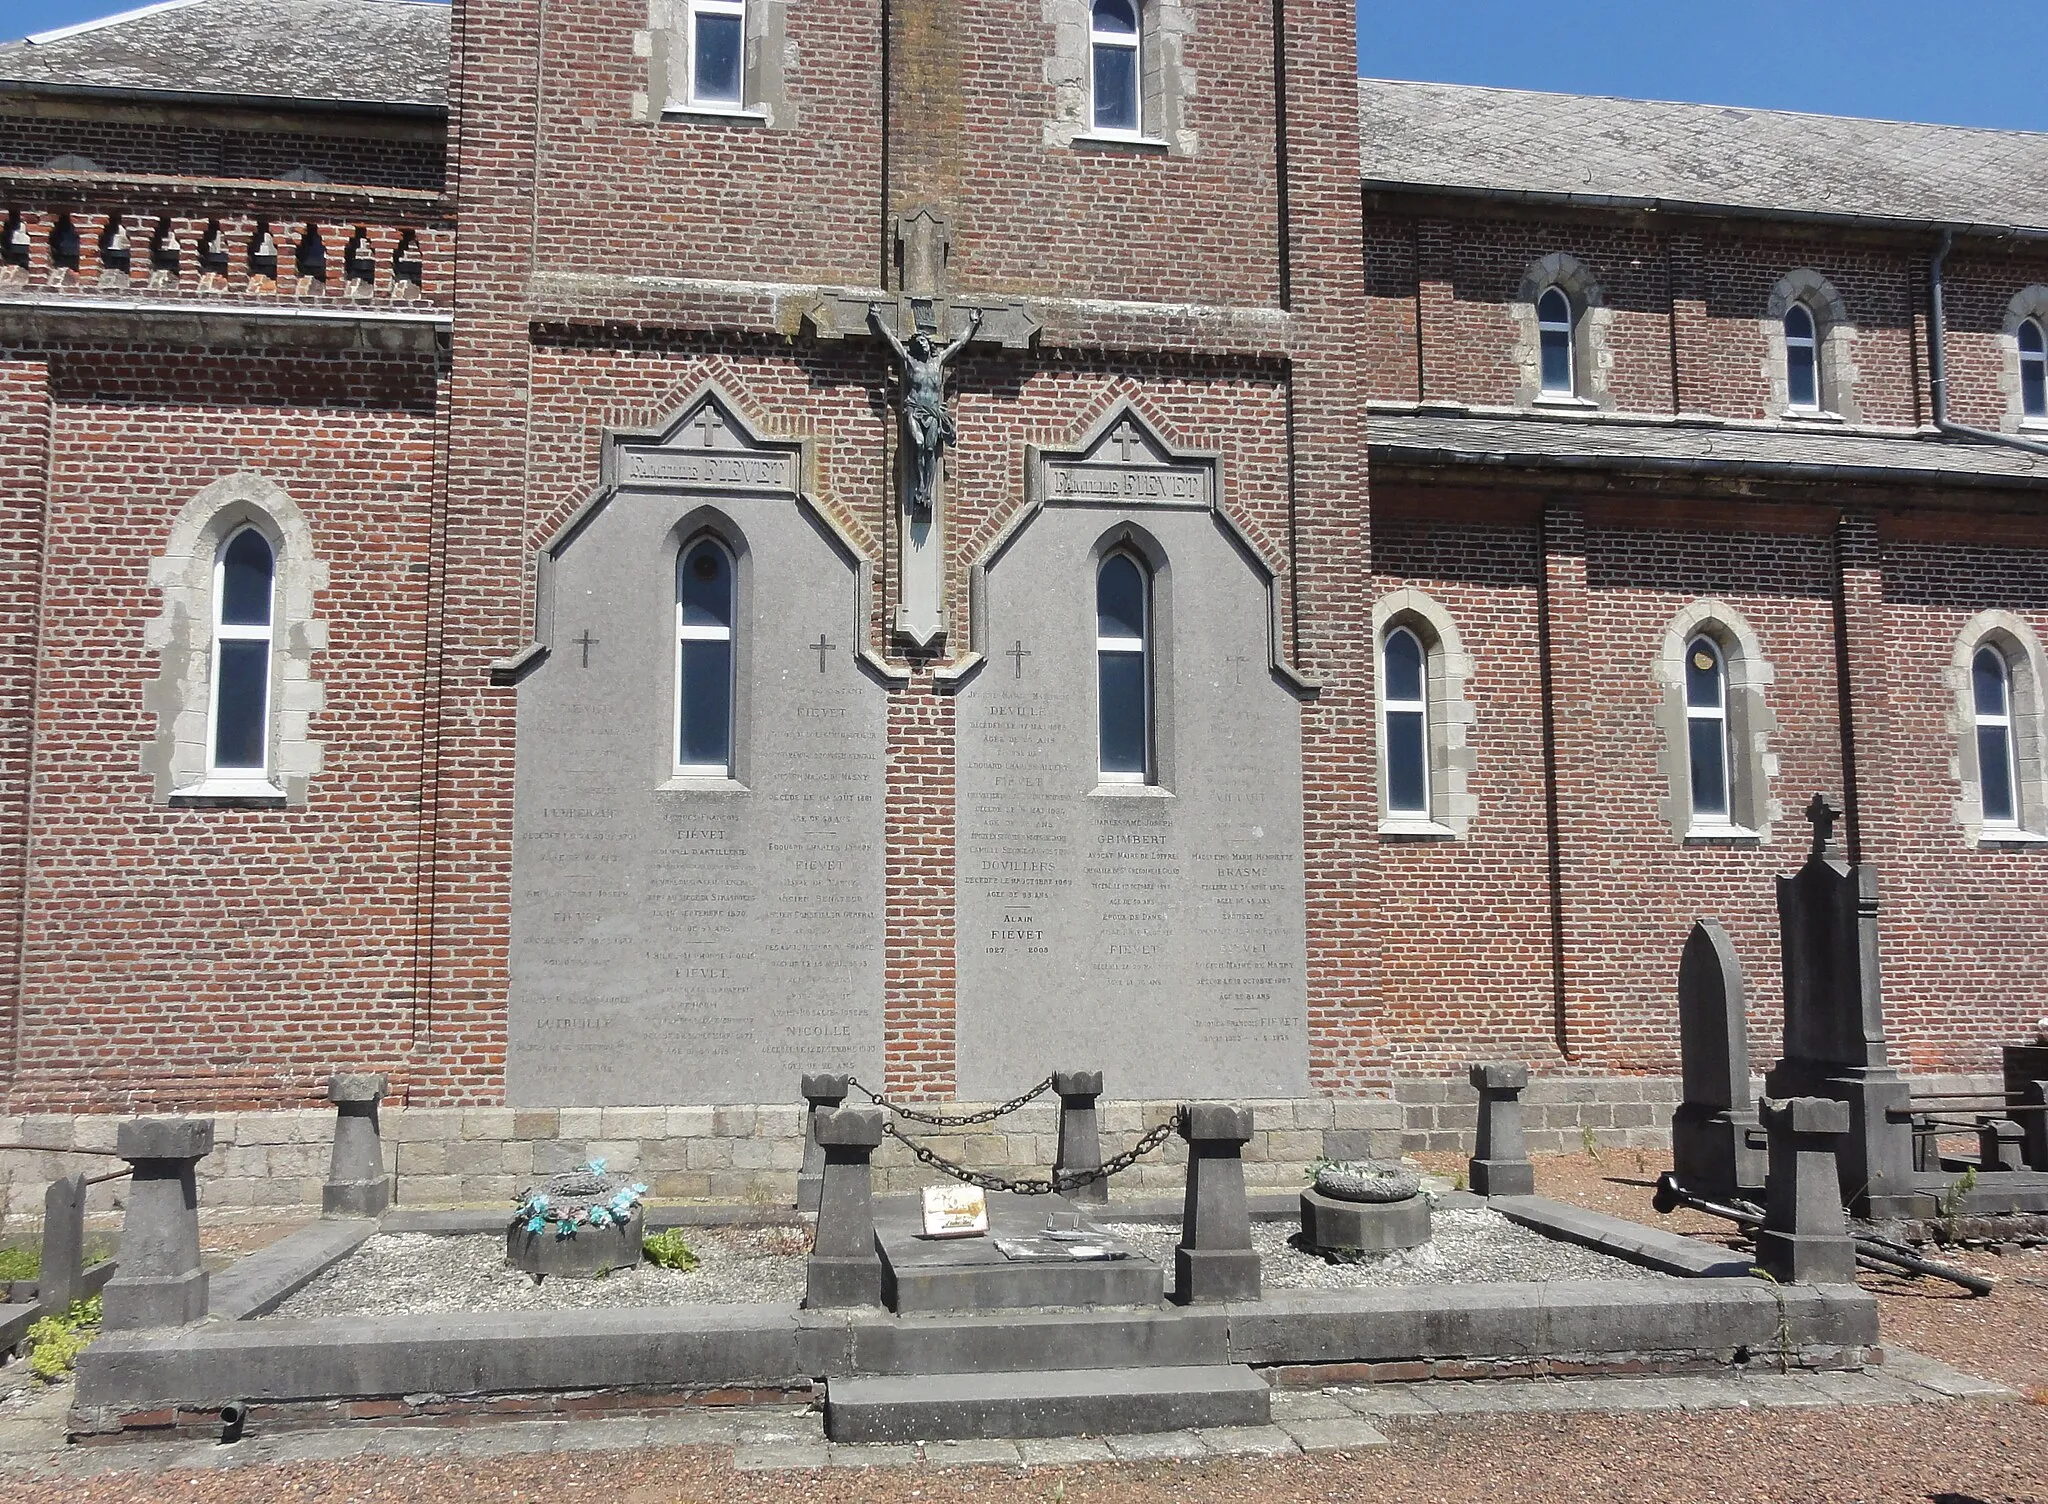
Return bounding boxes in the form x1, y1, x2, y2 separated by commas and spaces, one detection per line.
1, 0, 2043, 133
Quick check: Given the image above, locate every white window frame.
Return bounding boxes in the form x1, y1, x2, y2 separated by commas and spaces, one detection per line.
674, 536, 736, 778
1096, 550, 1151, 784
685, 0, 748, 111
1536, 285, 1575, 396
205, 525, 275, 786
1784, 303, 1821, 412
1685, 633, 1735, 832
1088, 0, 1143, 140
1381, 625, 1430, 817
1974, 645, 2021, 830
2021, 317, 2047, 421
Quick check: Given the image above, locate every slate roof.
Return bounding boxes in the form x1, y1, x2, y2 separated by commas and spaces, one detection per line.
1358, 79, 2048, 234
1368, 409, 2048, 489
0, 0, 448, 111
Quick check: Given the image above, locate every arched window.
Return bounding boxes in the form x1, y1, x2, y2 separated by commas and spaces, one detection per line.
687, 0, 746, 108
1537, 286, 1575, 396
1382, 626, 1429, 816
1685, 635, 1731, 825
1784, 303, 1820, 412
1090, 0, 1142, 137
1975, 646, 2020, 829
675, 537, 735, 776
2021, 318, 2047, 420
209, 527, 275, 777
1096, 551, 1150, 782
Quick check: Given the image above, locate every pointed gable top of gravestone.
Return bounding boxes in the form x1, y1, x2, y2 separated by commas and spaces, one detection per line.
1678, 917, 1749, 1112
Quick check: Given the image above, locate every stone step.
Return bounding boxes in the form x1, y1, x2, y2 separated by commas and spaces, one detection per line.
825, 1364, 1271, 1443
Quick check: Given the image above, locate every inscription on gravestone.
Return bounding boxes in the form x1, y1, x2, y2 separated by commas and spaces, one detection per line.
508, 398, 885, 1105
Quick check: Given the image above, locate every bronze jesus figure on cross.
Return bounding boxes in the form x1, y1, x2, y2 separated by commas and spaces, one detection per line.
869, 303, 982, 518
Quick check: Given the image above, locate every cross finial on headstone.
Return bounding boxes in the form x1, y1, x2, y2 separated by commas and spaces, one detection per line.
1007, 639, 1031, 679
1804, 793, 1840, 861
1108, 421, 1143, 464
574, 629, 599, 669
811, 632, 837, 673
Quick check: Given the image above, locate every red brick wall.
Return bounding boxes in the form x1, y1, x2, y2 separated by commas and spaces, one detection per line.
0, 114, 445, 192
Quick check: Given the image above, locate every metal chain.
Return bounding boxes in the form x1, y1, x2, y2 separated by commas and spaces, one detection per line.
847, 1074, 1055, 1127
880, 1110, 1182, 1197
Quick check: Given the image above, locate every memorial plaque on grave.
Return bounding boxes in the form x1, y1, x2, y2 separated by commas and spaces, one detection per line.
954, 411, 1309, 1099
508, 396, 886, 1105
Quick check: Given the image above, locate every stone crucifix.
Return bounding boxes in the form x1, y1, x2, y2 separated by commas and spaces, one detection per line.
869, 301, 981, 522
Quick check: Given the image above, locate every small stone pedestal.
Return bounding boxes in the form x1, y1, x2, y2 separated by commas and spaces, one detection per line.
1299, 1189, 1431, 1253
797, 1073, 851, 1214
103, 1117, 213, 1331
1468, 1063, 1535, 1197
324, 1071, 393, 1217
1755, 1096, 1856, 1286
1053, 1070, 1106, 1204
806, 1105, 886, 1308
1978, 1117, 2026, 1172
1174, 1103, 1259, 1305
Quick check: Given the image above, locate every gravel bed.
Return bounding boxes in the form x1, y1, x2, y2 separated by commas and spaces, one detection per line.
1101, 1205, 1678, 1290
271, 1227, 809, 1318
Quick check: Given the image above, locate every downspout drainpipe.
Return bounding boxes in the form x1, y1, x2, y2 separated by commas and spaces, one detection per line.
1929, 228, 2048, 458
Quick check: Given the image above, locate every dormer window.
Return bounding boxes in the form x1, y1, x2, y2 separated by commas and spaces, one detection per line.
1537, 287, 1575, 395
1090, 0, 1142, 137
1785, 303, 1821, 412
2021, 318, 2047, 420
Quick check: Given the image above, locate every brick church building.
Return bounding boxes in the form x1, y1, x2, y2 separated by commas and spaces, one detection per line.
0, 0, 2043, 1193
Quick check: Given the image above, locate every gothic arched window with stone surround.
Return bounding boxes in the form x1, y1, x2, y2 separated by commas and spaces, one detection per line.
1096, 550, 1151, 782
2021, 318, 2047, 421
1371, 590, 1477, 838
1537, 286, 1575, 396
1090, 0, 1142, 137
1685, 634, 1732, 826
209, 526, 275, 779
1784, 303, 1821, 412
1654, 603, 1778, 843
1975, 645, 2020, 830
1382, 626, 1429, 816
675, 536, 736, 777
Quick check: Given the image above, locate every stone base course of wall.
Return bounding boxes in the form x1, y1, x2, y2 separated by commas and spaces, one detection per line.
0, 1074, 2000, 1216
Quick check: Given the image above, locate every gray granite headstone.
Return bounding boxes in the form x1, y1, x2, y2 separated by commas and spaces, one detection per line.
954, 413, 1308, 1099
508, 396, 886, 1105
1671, 918, 1766, 1199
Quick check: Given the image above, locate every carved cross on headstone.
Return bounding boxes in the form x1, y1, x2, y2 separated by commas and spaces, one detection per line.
811, 633, 837, 673
691, 408, 721, 449
574, 629, 599, 669
1804, 793, 1840, 861
1007, 639, 1031, 679
1108, 421, 1145, 463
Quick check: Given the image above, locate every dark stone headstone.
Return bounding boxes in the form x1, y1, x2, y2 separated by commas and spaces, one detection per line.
2002, 1035, 2048, 1171
1978, 1118, 2026, 1172
1173, 1103, 1259, 1304
2019, 1080, 2048, 1174
1053, 1070, 1106, 1205
1467, 1062, 1534, 1197
1762, 796, 1914, 1218
103, 1117, 213, 1330
1755, 1096, 1856, 1285
37, 1173, 87, 1311
324, 1072, 393, 1217
1671, 918, 1766, 1199
796, 1073, 851, 1214
806, 1105, 885, 1308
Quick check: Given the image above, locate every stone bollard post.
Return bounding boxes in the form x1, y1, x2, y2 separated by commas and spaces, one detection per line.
1467, 1063, 1535, 1197
1755, 1096, 1856, 1285
805, 1105, 886, 1308
37, 1173, 88, 1311
2020, 1081, 2048, 1174
795, 1073, 851, 1214
1910, 1112, 1942, 1173
1978, 1117, 2026, 1172
324, 1072, 394, 1217
1053, 1070, 1107, 1205
102, 1117, 214, 1330
1173, 1103, 1259, 1304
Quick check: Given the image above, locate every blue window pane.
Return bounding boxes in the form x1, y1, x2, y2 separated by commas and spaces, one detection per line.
1540, 328, 1572, 393
214, 639, 268, 769
1685, 641, 1722, 709
1979, 725, 2016, 824
2021, 320, 2044, 356
1383, 628, 1423, 703
1092, 44, 1138, 132
1787, 343, 1818, 408
220, 530, 273, 627
1386, 708, 1426, 814
680, 542, 732, 629
678, 638, 732, 768
1689, 719, 1728, 820
1092, 0, 1137, 33
1785, 304, 1814, 342
694, 12, 743, 104
1098, 650, 1146, 776
1096, 554, 1144, 641
2024, 357, 2047, 419
1973, 648, 2008, 717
